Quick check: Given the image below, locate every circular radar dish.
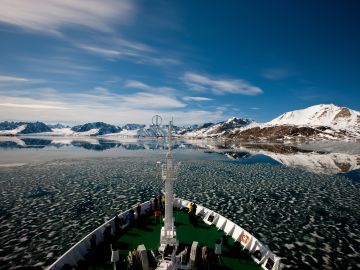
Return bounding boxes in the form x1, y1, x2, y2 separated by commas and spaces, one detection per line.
152, 115, 162, 126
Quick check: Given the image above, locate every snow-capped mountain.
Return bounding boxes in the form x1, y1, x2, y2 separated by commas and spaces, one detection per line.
182, 117, 253, 138
0, 104, 358, 140
228, 104, 360, 141
20, 122, 53, 134
71, 122, 121, 136
0, 123, 27, 135
268, 104, 359, 129
0, 121, 168, 137
0, 121, 52, 135
0, 121, 124, 136
0, 121, 24, 131
116, 125, 167, 137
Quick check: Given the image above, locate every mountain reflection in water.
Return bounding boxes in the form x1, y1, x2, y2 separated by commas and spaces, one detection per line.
0, 136, 359, 176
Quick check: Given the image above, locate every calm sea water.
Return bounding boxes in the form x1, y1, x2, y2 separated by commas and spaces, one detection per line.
0, 137, 359, 269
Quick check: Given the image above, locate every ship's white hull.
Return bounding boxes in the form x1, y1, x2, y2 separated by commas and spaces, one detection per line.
48, 198, 281, 270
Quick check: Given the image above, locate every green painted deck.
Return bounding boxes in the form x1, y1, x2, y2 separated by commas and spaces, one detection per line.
86, 209, 261, 270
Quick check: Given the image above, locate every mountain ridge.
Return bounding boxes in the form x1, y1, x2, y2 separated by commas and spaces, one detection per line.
267, 104, 359, 129
227, 104, 360, 141
0, 104, 359, 141
71, 122, 122, 136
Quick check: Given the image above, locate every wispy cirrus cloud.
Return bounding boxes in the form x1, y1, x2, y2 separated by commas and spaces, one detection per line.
74, 36, 154, 59
0, 75, 45, 84
0, 0, 134, 35
182, 96, 212, 101
0, 101, 68, 110
20, 57, 101, 78
183, 72, 263, 96
0, 86, 185, 111
0, 75, 29, 82
77, 45, 124, 58
76, 42, 181, 67
125, 80, 176, 94
0, 0, 181, 68
262, 68, 290, 80
0, 87, 228, 124
121, 92, 185, 109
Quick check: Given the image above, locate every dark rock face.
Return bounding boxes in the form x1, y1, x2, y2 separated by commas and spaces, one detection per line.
225, 118, 252, 128
334, 161, 352, 173
223, 151, 252, 159
181, 118, 253, 137
122, 124, 145, 130
208, 118, 252, 135
176, 122, 214, 135
0, 121, 52, 133
241, 143, 327, 154
333, 108, 351, 121
227, 125, 349, 141
0, 121, 24, 130
18, 122, 52, 134
198, 122, 214, 129
71, 122, 121, 135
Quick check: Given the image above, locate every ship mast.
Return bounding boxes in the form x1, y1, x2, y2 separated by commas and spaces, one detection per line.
160, 118, 178, 246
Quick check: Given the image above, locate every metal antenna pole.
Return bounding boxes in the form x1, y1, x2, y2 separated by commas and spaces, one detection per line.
161, 118, 177, 246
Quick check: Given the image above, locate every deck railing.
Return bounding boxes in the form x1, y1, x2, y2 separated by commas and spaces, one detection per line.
48, 198, 281, 270
47, 201, 151, 270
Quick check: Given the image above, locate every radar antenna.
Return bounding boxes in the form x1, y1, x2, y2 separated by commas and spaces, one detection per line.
152, 115, 162, 137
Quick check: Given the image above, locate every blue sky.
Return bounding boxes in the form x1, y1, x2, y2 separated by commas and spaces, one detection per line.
0, 0, 359, 125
